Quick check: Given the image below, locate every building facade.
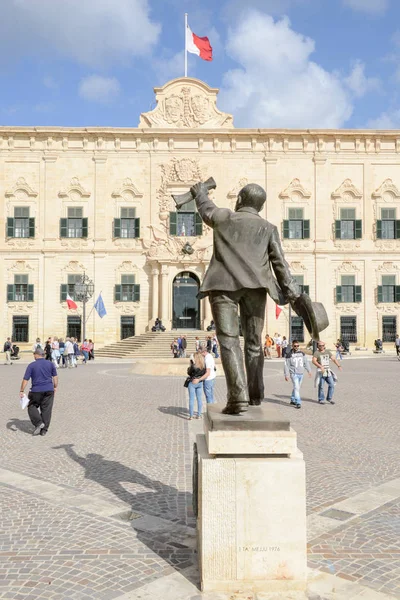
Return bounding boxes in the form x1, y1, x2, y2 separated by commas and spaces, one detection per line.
1, 77, 400, 349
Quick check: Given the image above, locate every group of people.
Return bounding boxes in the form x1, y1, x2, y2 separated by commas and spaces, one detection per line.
33, 337, 95, 368
284, 339, 342, 408
171, 335, 219, 359
185, 341, 216, 419
264, 333, 289, 359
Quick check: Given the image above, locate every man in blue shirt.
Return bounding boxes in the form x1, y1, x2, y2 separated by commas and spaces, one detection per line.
20, 347, 58, 436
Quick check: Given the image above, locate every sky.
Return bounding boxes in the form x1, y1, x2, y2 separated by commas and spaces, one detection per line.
1, 0, 400, 129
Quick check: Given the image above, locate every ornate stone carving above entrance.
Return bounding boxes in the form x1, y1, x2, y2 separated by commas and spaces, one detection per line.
139, 78, 233, 129
142, 224, 212, 262
335, 261, 360, 275
157, 157, 205, 216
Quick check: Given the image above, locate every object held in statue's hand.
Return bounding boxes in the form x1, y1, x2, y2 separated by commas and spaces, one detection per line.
172, 177, 216, 209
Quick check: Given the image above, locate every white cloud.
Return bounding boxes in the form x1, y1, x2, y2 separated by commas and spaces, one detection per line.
367, 109, 400, 129
43, 76, 58, 90
342, 0, 388, 14
79, 75, 121, 103
0, 0, 161, 68
219, 12, 355, 128
344, 60, 380, 97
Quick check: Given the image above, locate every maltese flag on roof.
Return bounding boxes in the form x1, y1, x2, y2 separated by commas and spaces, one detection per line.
186, 23, 213, 61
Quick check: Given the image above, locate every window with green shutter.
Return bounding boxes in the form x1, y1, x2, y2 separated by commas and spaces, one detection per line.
14, 274, 28, 301
134, 217, 140, 238
354, 285, 362, 302
379, 208, 397, 240
60, 284, 68, 302
336, 208, 361, 240
169, 212, 177, 236
81, 217, 88, 238
381, 275, 396, 302
285, 208, 308, 239
27, 284, 34, 302
133, 284, 140, 302
113, 218, 121, 238
29, 218, 35, 238
336, 285, 342, 303
114, 284, 122, 302
7, 284, 15, 302
195, 213, 203, 236
7, 217, 15, 238
60, 218, 68, 238
14, 207, 30, 238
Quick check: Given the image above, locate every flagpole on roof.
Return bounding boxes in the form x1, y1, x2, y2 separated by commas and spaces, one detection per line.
184, 12, 188, 77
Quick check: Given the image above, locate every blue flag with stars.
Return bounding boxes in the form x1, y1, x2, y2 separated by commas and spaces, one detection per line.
94, 293, 107, 318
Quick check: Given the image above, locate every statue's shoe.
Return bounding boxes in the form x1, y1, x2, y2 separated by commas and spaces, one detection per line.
222, 402, 248, 415
249, 399, 261, 406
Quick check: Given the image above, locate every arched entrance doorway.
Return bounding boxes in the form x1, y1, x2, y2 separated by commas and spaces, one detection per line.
172, 272, 200, 329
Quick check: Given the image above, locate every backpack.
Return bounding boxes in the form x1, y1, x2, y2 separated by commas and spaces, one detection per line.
3, 341, 11, 352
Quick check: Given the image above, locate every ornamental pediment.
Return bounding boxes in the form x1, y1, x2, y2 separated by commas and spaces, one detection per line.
5, 177, 38, 198
332, 179, 362, 200
279, 178, 311, 201
58, 177, 90, 199
372, 178, 400, 200
139, 77, 233, 129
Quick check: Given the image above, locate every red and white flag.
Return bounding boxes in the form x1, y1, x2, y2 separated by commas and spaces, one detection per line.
275, 304, 283, 319
66, 294, 78, 310
186, 24, 212, 61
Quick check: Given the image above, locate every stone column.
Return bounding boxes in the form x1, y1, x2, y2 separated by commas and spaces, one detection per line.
151, 267, 160, 321
160, 265, 169, 323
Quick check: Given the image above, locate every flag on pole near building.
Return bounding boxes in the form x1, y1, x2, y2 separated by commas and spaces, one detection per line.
275, 304, 283, 319
66, 294, 77, 310
94, 293, 107, 318
186, 23, 213, 61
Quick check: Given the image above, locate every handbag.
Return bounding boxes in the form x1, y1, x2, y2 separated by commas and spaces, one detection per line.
183, 377, 191, 388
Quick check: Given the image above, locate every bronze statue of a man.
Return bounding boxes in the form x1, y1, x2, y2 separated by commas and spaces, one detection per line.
190, 181, 325, 415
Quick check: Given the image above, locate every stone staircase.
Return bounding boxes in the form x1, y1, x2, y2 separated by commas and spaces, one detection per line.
96, 331, 214, 359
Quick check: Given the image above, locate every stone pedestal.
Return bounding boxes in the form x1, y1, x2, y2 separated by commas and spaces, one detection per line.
194, 404, 307, 593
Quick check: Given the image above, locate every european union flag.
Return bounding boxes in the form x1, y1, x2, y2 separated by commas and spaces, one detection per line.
94, 293, 107, 318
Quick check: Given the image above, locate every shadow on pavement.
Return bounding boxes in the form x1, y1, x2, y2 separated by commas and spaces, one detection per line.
6, 418, 33, 434
272, 394, 320, 405
52, 444, 198, 584
158, 405, 189, 419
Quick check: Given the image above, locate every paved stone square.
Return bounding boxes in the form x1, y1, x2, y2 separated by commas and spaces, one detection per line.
0, 356, 399, 599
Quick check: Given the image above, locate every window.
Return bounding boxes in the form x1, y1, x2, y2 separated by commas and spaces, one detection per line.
121, 316, 135, 339
292, 275, 309, 295
377, 275, 400, 303
340, 316, 357, 343
377, 208, 400, 240
7, 274, 34, 302
170, 199, 203, 237
336, 275, 362, 303
113, 208, 140, 239
7, 207, 35, 238
67, 316, 81, 341
382, 316, 397, 342
283, 208, 310, 240
60, 274, 82, 302
291, 316, 304, 342
115, 275, 140, 302
60, 208, 88, 238
12, 316, 29, 343
335, 208, 362, 240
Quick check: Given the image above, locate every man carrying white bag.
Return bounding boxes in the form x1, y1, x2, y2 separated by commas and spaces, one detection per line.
19, 347, 58, 436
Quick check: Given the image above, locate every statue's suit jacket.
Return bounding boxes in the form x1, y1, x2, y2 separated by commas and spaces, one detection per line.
195, 191, 300, 304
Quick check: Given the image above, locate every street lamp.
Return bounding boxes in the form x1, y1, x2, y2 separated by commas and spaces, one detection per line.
74, 272, 94, 342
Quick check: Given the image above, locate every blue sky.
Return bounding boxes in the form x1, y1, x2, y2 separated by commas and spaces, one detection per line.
1, 0, 400, 129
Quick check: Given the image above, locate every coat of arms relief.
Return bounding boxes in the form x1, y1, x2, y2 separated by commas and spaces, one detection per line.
139, 78, 233, 129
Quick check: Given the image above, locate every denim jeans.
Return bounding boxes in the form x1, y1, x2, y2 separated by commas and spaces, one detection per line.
203, 378, 215, 404
318, 374, 335, 402
290, 373, 304, 405
188, 381, 203, 417
82, 350, 89, 363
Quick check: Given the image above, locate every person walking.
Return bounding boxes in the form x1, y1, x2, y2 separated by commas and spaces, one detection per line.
181, 335, 187, 358
81, 339, 90, 363
281, 335, 288, 358
64, 337, 74, 368
186, 351, 206, 420
312, 341, 342, 405
44, 338, 52, 361
4, 337, 13, 365
395, 334, 400, 357
192, 341, 216, 405
335, 339, 343, 361
195, 336, 200, 351
177, 335, 183, 358
284, 340, 311, 409
88, 339, 95, 360
58, 338, 66, 368
19, 347, 58, 436
264, 334, 273, 359
51, 337, 60, 368
72, 338, 80, 367
274, 333, 283, 358
32, 338, 42, 353
212, 335, 219, 358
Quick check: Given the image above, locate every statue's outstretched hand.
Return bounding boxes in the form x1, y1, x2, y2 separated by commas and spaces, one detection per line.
190, 182, 207, 198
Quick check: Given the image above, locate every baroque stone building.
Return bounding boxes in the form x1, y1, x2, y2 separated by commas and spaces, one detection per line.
1, 77, 400, 348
